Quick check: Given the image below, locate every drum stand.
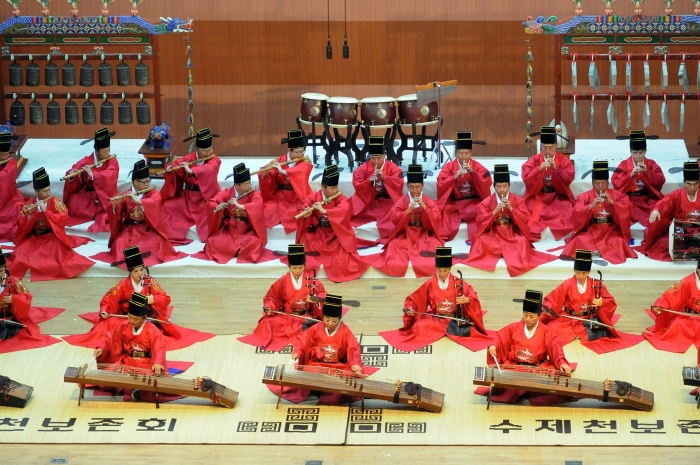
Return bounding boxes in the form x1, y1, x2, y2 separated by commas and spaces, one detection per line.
415, 80, 457, 168
358, 124, 398, 165
296, 118, 327, 166
432, 90, 452, 168
396, 121, 439, 165
323, 122, 361, 171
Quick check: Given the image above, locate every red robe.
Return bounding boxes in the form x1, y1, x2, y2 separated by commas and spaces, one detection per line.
463, 192, 557, 277
436, 158, 492, 241
258, 154, 313, 233
562, 188, 636, 265
90, 187, 187, 269
192, 189, 276, 264
522, 151, 576, 240
8, 197, 93, 281
238, 270, 326, 351
475, 320, 573, 406
637, 188, 700, 262
371, 194, 444, 278
0, 157, 24, 242
160, 152, 221, 244
293, 191, 373, 282
63, 276, 214, 351
350, 159, 404, 239
611, 156, 665, 227
542, 276, 643, 354
643, 273, 700, 353
0, 276, 62, 355
62, 153, 119, 232
379, 274, 494, 352
268, 322, 379, 404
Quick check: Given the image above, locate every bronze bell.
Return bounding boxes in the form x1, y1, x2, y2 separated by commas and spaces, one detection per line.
8, 55, 22, 87
29, 93, 43, 125
118, 93, 133, 125
98, 54, 113, 86
45, 54, 59, 87
82, 93, 96, 125
136, 93, 150, 125
135, 54, 149, 86
80, 54, 94, 87
62, 54, 76, 87
65, 93, 79, 125
116, 54, 131, 86
10, 94, 25, 126
100, 93, 114, 125
47, 93, 61, 125
26, 54, 40, 87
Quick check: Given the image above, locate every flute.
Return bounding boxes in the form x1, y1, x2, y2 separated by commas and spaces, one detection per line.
110, 186, 155, 202
23, 196, 53, 213
213, 188, 256, 213
251, 156, 309, 176
294, 191, 343, 219
60, 155, 116, 181
154, 154, 217, 176
0, 156, 14, 166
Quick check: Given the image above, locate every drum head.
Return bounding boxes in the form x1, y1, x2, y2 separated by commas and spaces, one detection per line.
302, 93, 329, 100
361, 96, 395, 104
397, 94, 417, 102
328, 96, 358, 104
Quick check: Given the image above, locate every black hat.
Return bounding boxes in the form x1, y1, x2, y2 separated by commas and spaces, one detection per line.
455, 131, 473, 151
321, 165, 340, 187
522, 289, 543, 314
128, 291, 149, 317
94, 127, 113, 150
233, 163, 251, 184
435, 247, 452, 268
282, 129, 304, 150
540, 126, 557, 145
183, 127, 220, 149
592, 160, 609, 181
573, 249, 592, 272
684, 161, 699, 182
287, 243, 306, 266
368, 135, 385, 155
131, 160, 150, 181
32, 167, 50, 190
407, 164, 424, 184
0, 132, 12, 152
493, 164, 510, 184
630, 130, 646, 151
322, 294, 343, 318
123, 246, 144, 271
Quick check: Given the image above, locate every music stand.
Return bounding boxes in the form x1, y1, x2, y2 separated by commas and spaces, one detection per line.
416, 80, 457, 167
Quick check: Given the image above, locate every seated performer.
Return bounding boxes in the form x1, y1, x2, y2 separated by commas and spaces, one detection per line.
8, 168, 93, 281
637, 162, 700, 262
193, 163, 275, 264
436, 131, 491, 241
269, 294, 376, 405
161, 127, 222, 244
611, 131, 665, 227
350, 135, 404, 239
372, 164, 443, 278
643, 259, 700, 353
62, 128, 119, 232
295, 165, 372, 283
542, 249, 643, 354
379, 247, 493, 352
0, 247, 62, 354
476, 289, 573, 406
0, 132, 24, 243
521, 126, 575, 240
464, 164, 557, 277
238, 243, 326, 351
91, 160, 186, 268
561, 160, 636, 265
259, 130, 313, 233
65, 246, 213, 351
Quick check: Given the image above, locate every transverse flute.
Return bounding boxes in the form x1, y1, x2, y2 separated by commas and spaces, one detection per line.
60, 155, 117, 181
294, 191, 343, 219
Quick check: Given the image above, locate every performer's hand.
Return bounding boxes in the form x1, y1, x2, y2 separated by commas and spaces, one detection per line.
83, 165, 93, 179
351, 365, 362, 375
417, 197, 426, 209
272, 162, 287, 177
183, 164, 194, 175
147, 295, 155, 305
549, 158, 556, 170
488, 345, 497, 358
291, 353, 299, 362
602, 192, 613, 205
99, 311, 109, 319
216, 202, 228, 212
313, 202, 327, 215
403, 307, 416, 316
93, 348, 103, 358
233, 201, 245, 211
407, 200, 417, 213
649, 210, 660, 223
3, 295, 12, 304
501, 197, 512, 210
589, 197, 602, 209
263, 307, 273, 316
560, 364, 572, 374
152, 364, 164, 375
651, 306, 661, 315
456, 295, 469, 305
129, 192, 142, 205
592, 297, 603, 307
370, 173, 378, 183
301, 208, 313, 218
540, 160, 551, 171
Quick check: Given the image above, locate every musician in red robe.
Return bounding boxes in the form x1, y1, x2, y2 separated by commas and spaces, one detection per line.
259, 130, 313, 233
436, 131, 492, 241
295, 165, 372, 283
542, 249, 643, 354
464, 164, 557, 277
8, 167, 93, 281
380, 247, 493, 352
91, 160, 186, 269
637, 162, 700, 262
372, 164, 443, 278
562, 160, 637, 265
350, 135, 404, 239
476, 290, 573, 406
193, 163, 275, 264
611, 131, 665, 227
521, 126, 576, 241
239, 244, 326, 351
643, 262, 700, 354
65, 246, 213, 351
0, 249, 61, 354
0, 132, 24, 242
161, 127, 222, 244
62, 128, 119, 232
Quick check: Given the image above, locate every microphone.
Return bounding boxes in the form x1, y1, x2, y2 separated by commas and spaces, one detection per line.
343, 35, 349, 59
326, 36, 332, 60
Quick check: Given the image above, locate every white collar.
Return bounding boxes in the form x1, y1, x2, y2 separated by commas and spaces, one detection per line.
576, 278, 587, 294
437, 274, 450, 290
290, 272, 303, 291
524, 320, 539, 339
131, 277, 143, 293
325, 321, 342, 337
688, 190, 698, 202
132, 320, 146, 336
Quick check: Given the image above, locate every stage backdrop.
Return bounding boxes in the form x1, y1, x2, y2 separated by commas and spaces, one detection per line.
1, 1, 698, 157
